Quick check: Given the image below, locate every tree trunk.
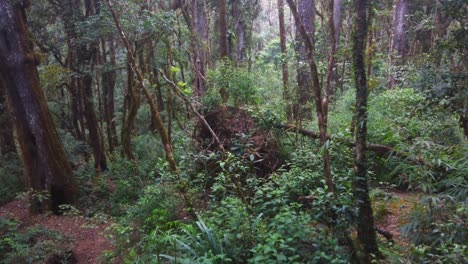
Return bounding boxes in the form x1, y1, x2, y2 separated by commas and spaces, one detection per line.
0, 1, 78, 214
352, 0, 380, 261
333, 0, 342, 42
325, 0, 338, 115
182, 0, 208, 97
388, 0, 408, 88
82, 58, 107, 171
287, 0, 333, 192
67, 48, 86, 141
294, 0, 314, 120
219, 0, 228, 59
101, 38, 119, 152
0, 82, 16, 156
331, 0, 343, 93
121, 57, 140, 160
232, 0, 246, 63
278, 0, 292, 122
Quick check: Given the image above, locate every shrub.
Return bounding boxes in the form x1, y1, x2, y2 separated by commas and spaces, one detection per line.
0, 153, 23, 205
0, 217, 74, 263
208, 60, 259, 108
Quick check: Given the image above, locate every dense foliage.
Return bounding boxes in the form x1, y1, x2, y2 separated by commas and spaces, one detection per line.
0, 0, 466, 263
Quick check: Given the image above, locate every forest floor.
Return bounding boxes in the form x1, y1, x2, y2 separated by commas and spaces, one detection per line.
0, 190, 420, 263
374, 189, 420, 246
0, 199, 114, 263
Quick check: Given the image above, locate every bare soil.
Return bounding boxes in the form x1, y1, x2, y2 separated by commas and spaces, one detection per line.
374, 190, 420, 245
0, 199, 114, 263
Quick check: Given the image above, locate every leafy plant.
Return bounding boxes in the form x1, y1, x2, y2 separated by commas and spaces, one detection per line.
0, 217, 74, 264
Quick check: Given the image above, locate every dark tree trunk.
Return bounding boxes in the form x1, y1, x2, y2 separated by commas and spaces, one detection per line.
461, 115, 468, 139
352, 0, 380, 261
101, 38, 119, 151
219, 0, 228, 58
67, 48, 86, 141
0, 82, 16, 156
278, 0, 292, 122
294, 0, 314, 120
82, 58, 107, 171
0, 1, 78, 214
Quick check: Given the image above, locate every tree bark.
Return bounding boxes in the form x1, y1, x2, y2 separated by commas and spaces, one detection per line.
218, 0, 228, 59
388, 0, 409, 88
101, 38, 119, 152
333, 0, 342, 42
294, 0, 314, 120
121, 56, 140, 160
0, 0, 78, 214
352, 0, 380, 261
325, 0, 337, 114
231, 0, 247, 63
0, 84, 16, 156
181, 0, 208, 97
278, 0, 292, 122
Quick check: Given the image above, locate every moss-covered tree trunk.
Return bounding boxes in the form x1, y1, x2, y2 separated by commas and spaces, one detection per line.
0, 0, 78, 214
121, 56, 140, 160
352, 0, 380, 262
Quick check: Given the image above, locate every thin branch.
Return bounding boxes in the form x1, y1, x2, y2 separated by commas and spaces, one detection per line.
158, 69, 224, 151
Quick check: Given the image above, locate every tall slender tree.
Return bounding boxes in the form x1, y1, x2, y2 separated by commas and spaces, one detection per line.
219, 0, 228, 58
352, 0, 380, 261
388, 0, 409, 88
294, 0, 314, 120
0, 0, 78, 214
181, 0, 209, 97
101, 38, 119, 152
278, 0, 292, 122
286, 0, 333, 192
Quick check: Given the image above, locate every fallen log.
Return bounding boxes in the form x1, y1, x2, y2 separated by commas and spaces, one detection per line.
280, 124, 423, 164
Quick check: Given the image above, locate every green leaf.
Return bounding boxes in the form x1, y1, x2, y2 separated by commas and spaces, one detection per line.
170, 66, 180, 73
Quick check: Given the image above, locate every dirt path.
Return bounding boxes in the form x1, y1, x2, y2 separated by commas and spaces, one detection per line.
374, 190, 420, 245
0, 199, 114, 263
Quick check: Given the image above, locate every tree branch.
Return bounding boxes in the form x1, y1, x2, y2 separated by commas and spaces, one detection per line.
279, 124, 423, 164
